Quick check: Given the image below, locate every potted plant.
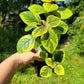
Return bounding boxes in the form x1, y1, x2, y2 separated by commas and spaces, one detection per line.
17, 0, 73, 77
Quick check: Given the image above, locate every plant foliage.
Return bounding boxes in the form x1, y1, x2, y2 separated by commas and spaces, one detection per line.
17, 0, 72, 77
70, 30, 84, 55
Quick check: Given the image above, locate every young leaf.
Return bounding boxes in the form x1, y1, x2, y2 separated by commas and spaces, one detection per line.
41, 20, 46, 25
46, 15, 61, 28
19, 11, 41, 26
41, 29, 58, 54
40, 51, 48, 60
45, 58, 56, 68
53, 21, 68, 34
28, 4, 46, 14
43, 3, 58, 13
41, 0, 65, 2
17, 35, 35, 53
33, 12, 41, 24
57, 8, 73, 19
40, 66, 52, 77
53, 51, 65, 63
54, 64, 64, 75
32, 26, 48, 38
25, 26, 36, 32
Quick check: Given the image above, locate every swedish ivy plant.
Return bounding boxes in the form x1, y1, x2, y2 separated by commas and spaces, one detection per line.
17, 0, 73, 77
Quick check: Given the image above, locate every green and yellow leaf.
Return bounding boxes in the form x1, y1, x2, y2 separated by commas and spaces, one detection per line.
45, 58, 56, 68
34, 38, 41, 49
41, 20, 46, 25
54, 64, 64, 75
33, 12, 41, 24
46, 15, 61, 28
25, 26, 35, 32
41, 29, 58, 54
32, 26, 48, 38
53, 21, 68, 34
28, 4, 46, 14
17, 35, 35, 53
43, 3, 58, 13
19, 11, 41, 26
57, 8, 73, 19
53, 50, 65, 63
50, 11, 61, 18
40, 66, 52, 77
40, 51, 48, 60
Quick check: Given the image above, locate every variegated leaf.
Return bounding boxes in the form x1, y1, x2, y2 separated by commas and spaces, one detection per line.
43, 3, 58, 12
17, 35, 35, 53
28, 4, 46, 14
57, 8, 73, 19
54, 64, 64, 75
45, 58, 56, 68
46, 15, 61, 28
32, 26, 48, 38
53, 21, 68, 34
40, 66, 52, 77
41, 29, 58, 54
